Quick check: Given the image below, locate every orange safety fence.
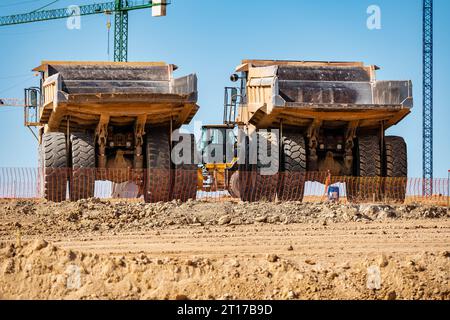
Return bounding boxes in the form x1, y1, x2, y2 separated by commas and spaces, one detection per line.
0, 168, 448, 206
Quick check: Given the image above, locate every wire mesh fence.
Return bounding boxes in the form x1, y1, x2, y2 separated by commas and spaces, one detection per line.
0, 167, 448, 206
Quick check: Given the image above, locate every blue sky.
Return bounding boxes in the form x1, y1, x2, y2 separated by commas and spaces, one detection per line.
0, 0, 448, 177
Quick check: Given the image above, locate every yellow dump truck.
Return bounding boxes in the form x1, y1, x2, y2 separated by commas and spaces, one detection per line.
218, 59, 412, 202
33, 61, 199, 202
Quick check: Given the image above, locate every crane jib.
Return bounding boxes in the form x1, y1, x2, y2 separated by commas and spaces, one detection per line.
0, 1, 168, 62
0, 1, 165, 26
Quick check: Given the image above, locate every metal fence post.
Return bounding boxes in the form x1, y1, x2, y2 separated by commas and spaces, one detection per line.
447, 170, 450, 214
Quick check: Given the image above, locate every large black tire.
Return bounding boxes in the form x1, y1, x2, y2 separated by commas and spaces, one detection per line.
278, 132, 307, 202
347, 135, 382, 202
69, 132, 95, 201
228, 171, 240, 198
252, 130, 279, 202
384, 136, 407, 203
39, 132, 68, 202
238, 134, 255, 202
172, 133, 198, 202
145, 128, 172, 203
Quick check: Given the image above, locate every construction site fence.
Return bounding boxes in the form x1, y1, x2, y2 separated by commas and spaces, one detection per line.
0, 168, 448, 206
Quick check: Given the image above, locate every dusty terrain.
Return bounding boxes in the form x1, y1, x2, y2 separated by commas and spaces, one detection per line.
0, 199, 449, 300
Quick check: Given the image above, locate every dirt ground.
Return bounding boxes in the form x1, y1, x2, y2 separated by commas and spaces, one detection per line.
0, 199, 449, 300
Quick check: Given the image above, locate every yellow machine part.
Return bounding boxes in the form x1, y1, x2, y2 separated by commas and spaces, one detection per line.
197, 168, 204, 190
198, 162, 235, 192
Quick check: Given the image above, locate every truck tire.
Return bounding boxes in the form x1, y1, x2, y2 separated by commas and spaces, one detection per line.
384, 136, 407, 203
39, 132, 68, 202
278, 132, 307, 202
172, 133, 198, 202
347, 135, 382, 202
145, 128, 172, 203
253, 130, 279, 202
228, 171, 240, 198
70, 132, 95, 201
238, 134, 255, 202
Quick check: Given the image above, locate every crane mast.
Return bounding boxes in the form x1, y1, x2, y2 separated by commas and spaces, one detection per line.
423, 0, 433, 196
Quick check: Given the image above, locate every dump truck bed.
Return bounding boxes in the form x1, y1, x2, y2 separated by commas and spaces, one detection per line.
34, 61, 199, 132
236, 60, 412, 130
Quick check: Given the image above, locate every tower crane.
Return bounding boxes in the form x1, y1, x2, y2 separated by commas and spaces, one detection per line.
422, 0, 433, 195
0, 0, 169, 62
